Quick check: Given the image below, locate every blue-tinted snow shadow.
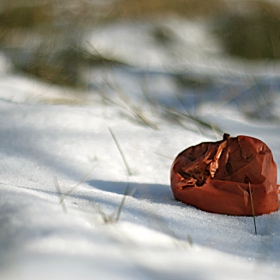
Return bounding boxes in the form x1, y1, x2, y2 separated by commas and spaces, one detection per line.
87, 179, 174, 204
87, 179, 280, 262
90, 65, 280, 120
15, 179, 280, 263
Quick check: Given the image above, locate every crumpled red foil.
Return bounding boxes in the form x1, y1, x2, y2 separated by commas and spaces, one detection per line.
170, 134, 279, 216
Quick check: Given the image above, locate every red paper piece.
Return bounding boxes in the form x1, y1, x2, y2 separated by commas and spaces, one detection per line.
170, 134, 279, 216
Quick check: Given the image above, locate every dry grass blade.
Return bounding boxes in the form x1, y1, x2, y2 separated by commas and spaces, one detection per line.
87, 42, 158, 130
60, 164, 97, 203
249, 182, 257, 235
129, 104, 158, 130
96, 205, 115, 223
85, 40, 122, 66
165, 108, 223, 135
171, 89, 223, 135
154, 151, 173, 159
53, 176, 68, 214
115, 184, 136, 222
108, 127, 133, 176
96, 184, 136, 223
187, 235, 193, 247
104, 79, 159, 130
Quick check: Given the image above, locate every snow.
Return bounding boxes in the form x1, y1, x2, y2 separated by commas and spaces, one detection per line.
1, 19, 280, 280
1, 94, 280, 279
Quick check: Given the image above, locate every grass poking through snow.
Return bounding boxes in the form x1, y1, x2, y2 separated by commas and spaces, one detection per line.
54, 176, 68, 214
249, 182, 257, 235
108, 127, 133, 176
96, 184, 136, 224
57, 165, 97, 205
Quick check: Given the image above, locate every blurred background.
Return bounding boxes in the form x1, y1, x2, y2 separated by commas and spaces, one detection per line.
1, 0, 280, 124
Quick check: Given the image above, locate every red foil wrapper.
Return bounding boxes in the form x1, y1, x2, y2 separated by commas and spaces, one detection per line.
170, 134, 279, 216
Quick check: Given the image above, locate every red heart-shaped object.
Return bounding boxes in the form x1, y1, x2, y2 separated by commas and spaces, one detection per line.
170, 134, 279, 215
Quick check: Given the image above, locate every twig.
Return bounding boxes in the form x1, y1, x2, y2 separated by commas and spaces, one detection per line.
108, 127, 133, 176
248, 182, 257, 235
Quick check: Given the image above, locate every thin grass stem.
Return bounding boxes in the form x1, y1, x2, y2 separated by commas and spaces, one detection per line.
60, 164, 97, 203
108, 127, 133, 176
248, 182, 257, 235
115, 184, 135, 222
154, 151, 173, 159
187, 235, 193, 247
96, 184, 136, 223
53, 176, 68, 214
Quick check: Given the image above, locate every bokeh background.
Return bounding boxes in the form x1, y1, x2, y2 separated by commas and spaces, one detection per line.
1, 0, 280, 123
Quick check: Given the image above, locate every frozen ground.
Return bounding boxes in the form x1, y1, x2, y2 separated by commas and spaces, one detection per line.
1, 18, 280, 280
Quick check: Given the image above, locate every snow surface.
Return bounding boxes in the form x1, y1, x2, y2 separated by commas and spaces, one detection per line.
1, 19, 280, 280
1, 90, 280, 280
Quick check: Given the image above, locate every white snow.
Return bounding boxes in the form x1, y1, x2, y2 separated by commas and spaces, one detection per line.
1, 18, 280, 280
1, 91, 280, 279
